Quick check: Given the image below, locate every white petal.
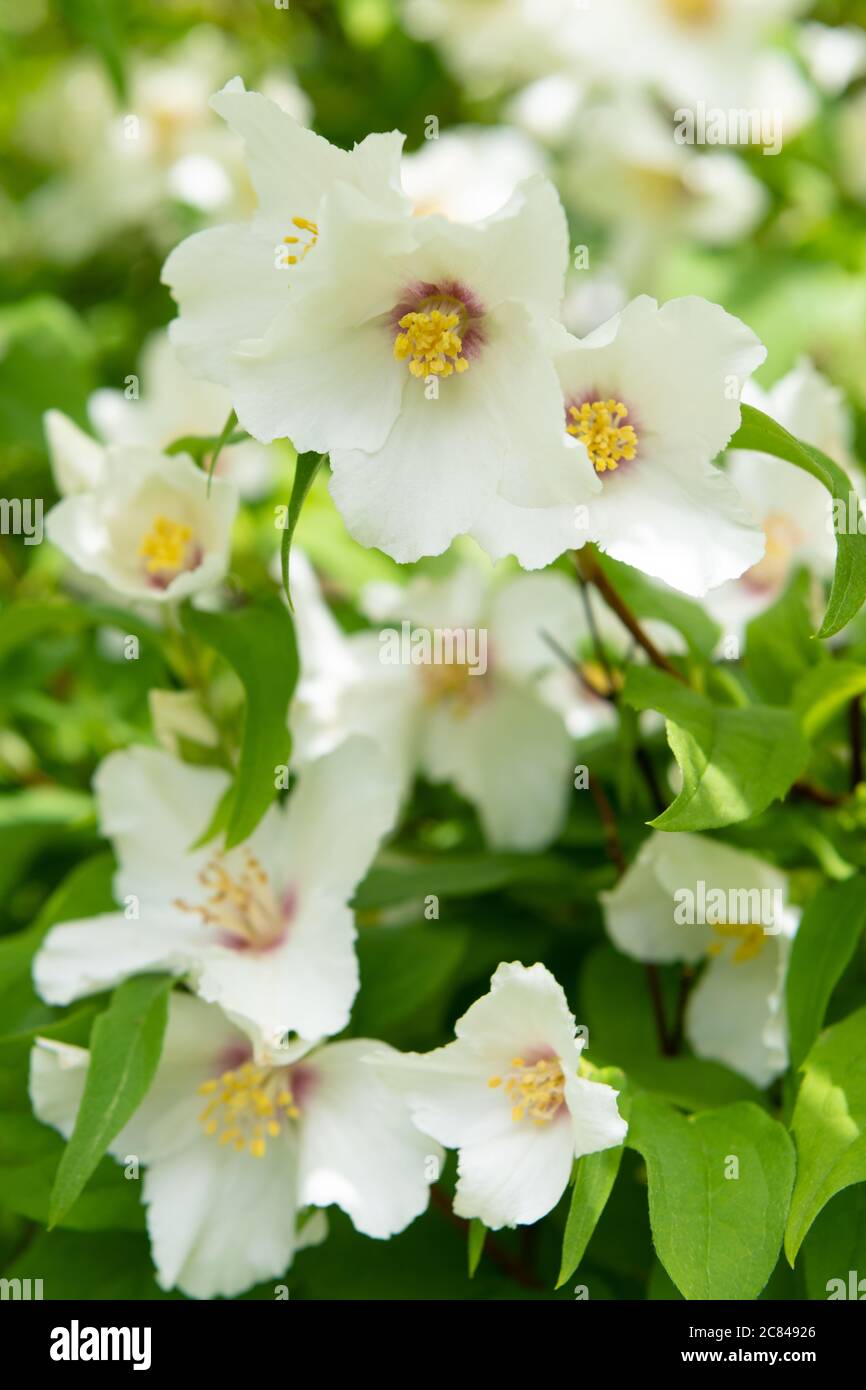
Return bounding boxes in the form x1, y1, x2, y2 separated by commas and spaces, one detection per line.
329, 365, 503, 563
163, 218, 292, 385
44, 410, 105, 495
29, 1038, 90, 1139
193, 891, 359, 1044
587, 449, 765, 596
486, 570, 583, 681
210, 79, 406, 216
470, 490, 584, 570
373, 1038, 512, 1149
601, 833, 715, 964
456, 961, 582, 1069
33, 912, 203, 1006
420, 681, 572, 851
686, 926, 795, 1088
297, 1039, 438, 1237
563, 1072, 628, 1159
454, 1112, 575, 1228
143, 1132, 301, 1298
282, 735, 400, 901
95, 745, 231, 911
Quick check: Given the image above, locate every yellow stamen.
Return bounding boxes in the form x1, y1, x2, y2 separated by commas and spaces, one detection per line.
138, 515, 192, 575
174, 850, 284, 950
708, 921, 768, 965
489, 1056, 566, 1126
664, 0, 717, 25
394, 303, 470, 379
196, 1061, 301, 1158
280, 216, 318, 266
567, 399, 638, 474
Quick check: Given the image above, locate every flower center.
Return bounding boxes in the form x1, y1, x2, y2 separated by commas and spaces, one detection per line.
418, 658, 488, 713
280, 216, 318, 265
742, 513, 802, 594
663, 0, 717, 25
174, 851, 288, 951
567, 399, 638, 474
488, 1055, 566, 1124
393, 297, 470, 379
707, 921, 767, 965
139, 515, 194, 578
579, 659, 624, 699
198, 1061, 300, 1158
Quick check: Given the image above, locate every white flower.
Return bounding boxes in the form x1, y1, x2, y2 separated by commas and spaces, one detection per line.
162, 77, 409, 391
376, 961, 627, 1229
401, 0, 584, 90
706, 358, 859, 639
30, 993, 438, 1298
473, 295, 768, 595
292, 553, 603, 850
33, 737, 399, 1046
44, 425, 238, 605
164, 80, 598, 564
89, 329, 277, 500
559, 95, 767, 280
568, 0, 815, 139
601, 832, 800, 1087
401, 125, 546, 222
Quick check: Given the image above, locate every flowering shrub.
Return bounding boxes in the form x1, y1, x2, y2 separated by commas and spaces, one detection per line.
2, 0, 866, 1307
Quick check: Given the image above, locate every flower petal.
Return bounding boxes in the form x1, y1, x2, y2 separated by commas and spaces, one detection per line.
297, 1039, 439, 1237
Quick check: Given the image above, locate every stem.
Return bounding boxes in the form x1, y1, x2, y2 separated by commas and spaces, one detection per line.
670, 965, 695, 1055
575, 548, 685, 682
430, 1185, 541, 1290
589, 777, 626, 877
645, 964, 674, 1056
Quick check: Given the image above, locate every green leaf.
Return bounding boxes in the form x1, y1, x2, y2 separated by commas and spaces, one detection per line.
3, 1228, 177, 1298
281, 451, 325, 607
48, 973, 174, 1229
793, 660, 866, 739
730, 403, 866, 638
786, 876, 866, 1070
355, 850, 583, 911
0, 853, 113, 1038
594, 553, 720, 659
744, 569, 824, 706
628, 1094, 795, 1299
785, 1006, 866, 1263
557, 1066, 629, 1287
0, 297, 95, 450
184, 597, 298, 848
623, 666, 809, 830
467, 1218, 486, 1278
0, 1112, 143, 1232
351, 925, 467, 1041
801, 1184, 866, 1300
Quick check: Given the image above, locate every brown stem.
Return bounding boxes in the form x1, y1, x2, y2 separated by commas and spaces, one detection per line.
574, 549, 685, 682
670, 965, 695, 1055
790, 779, 846, 807
589, 777, 627, 877
430, 1185, 542, 1290
645, 964, 674, 1057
